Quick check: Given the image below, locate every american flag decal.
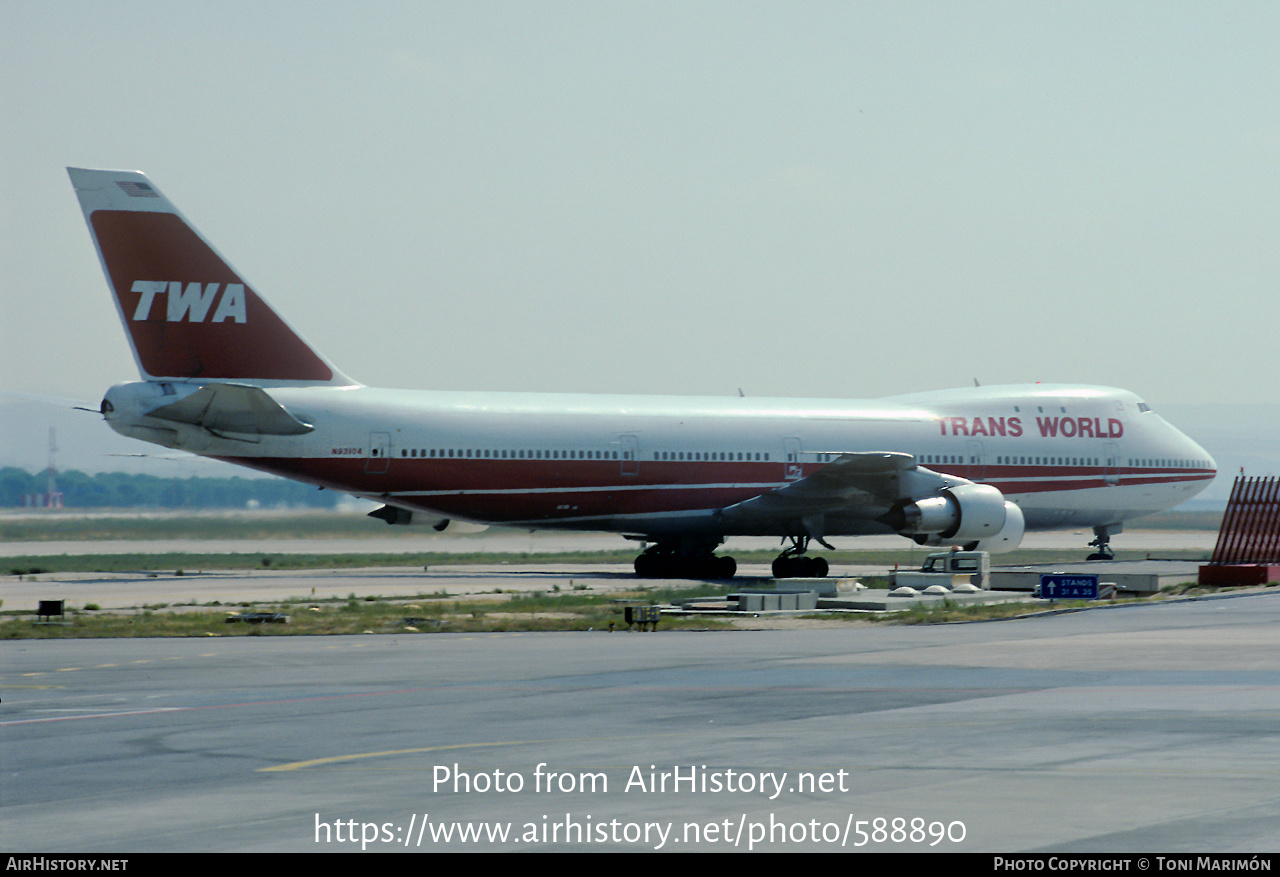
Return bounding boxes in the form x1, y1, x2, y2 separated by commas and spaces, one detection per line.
117, 181, 158, 198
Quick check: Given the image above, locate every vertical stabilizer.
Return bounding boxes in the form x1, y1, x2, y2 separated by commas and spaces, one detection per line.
68, 168, 354, 386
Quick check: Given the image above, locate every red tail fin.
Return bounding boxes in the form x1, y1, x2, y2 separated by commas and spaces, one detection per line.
69, 168, 353, 385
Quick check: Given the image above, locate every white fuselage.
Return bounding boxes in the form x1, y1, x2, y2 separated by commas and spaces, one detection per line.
104, 380, 1216, 540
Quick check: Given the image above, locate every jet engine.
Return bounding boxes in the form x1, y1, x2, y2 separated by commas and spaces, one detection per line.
887, 483, 1024, 553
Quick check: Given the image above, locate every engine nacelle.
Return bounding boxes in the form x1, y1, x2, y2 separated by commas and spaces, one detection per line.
890, 484, 1024, 552
897, 483, 1005, 539
972, 500, 1024, 552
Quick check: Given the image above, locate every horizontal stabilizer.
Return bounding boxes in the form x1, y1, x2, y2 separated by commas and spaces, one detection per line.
367, 504, 489, 533
146, 383, 314, 435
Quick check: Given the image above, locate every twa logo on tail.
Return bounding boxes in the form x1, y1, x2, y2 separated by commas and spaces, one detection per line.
129, 281, 247, 323
69, 167, 350, 385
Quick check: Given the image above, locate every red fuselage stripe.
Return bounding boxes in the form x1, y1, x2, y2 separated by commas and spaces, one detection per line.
215, 456, 1214, 523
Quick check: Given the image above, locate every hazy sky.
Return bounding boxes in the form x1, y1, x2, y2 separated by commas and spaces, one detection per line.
4, 2, 1278, 411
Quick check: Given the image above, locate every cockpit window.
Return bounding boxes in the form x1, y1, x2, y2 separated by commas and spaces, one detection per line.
1137, 402, 1151, 413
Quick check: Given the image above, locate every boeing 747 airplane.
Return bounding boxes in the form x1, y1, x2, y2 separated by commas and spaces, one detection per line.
68, 168, 1216, 578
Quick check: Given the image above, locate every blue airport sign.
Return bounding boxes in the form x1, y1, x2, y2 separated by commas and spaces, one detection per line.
1039, 574, 1099, 600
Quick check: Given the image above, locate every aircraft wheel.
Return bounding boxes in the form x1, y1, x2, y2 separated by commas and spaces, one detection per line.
774, 556, 827, 578
717, 555, 737, 579
636, 553, 675, 577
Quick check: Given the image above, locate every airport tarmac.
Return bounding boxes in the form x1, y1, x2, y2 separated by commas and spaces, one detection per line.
2, 527, 1217, 613
1, 563, 1050, 615
3, 589, 1279, 853
8, 526, 1274, 853
1, 558, 1211, 615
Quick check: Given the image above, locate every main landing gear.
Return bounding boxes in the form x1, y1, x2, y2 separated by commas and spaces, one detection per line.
771, 535, 829, 579
1086, 524, 1118, 561
634, 537, 737, 580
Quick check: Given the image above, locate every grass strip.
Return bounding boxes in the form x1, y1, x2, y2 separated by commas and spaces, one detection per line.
1, 584, 742, 639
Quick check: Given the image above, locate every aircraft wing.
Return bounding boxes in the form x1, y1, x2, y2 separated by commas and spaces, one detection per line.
717, 451, 1022, 550
719, 451, 926, 524
145, 383, 314, 436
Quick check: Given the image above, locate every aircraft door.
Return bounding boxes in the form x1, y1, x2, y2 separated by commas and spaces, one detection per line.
366, 432, 391, 474
966, 440, 986, 482
619, 434, 639, 476
1103, 442, 1121, 486
784, 437, 803, 481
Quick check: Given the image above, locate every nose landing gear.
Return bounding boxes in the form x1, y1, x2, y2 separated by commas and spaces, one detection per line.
1086, 524, 1118, 561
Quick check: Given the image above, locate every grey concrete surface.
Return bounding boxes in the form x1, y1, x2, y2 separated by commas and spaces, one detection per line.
3, 588, 1278, 853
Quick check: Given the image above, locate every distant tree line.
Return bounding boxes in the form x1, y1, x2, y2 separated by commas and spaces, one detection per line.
0, 467, 344, 509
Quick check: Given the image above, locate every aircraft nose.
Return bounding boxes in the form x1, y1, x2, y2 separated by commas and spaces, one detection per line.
1190, 435, 1215, 473
1183, 433, 1216, 481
